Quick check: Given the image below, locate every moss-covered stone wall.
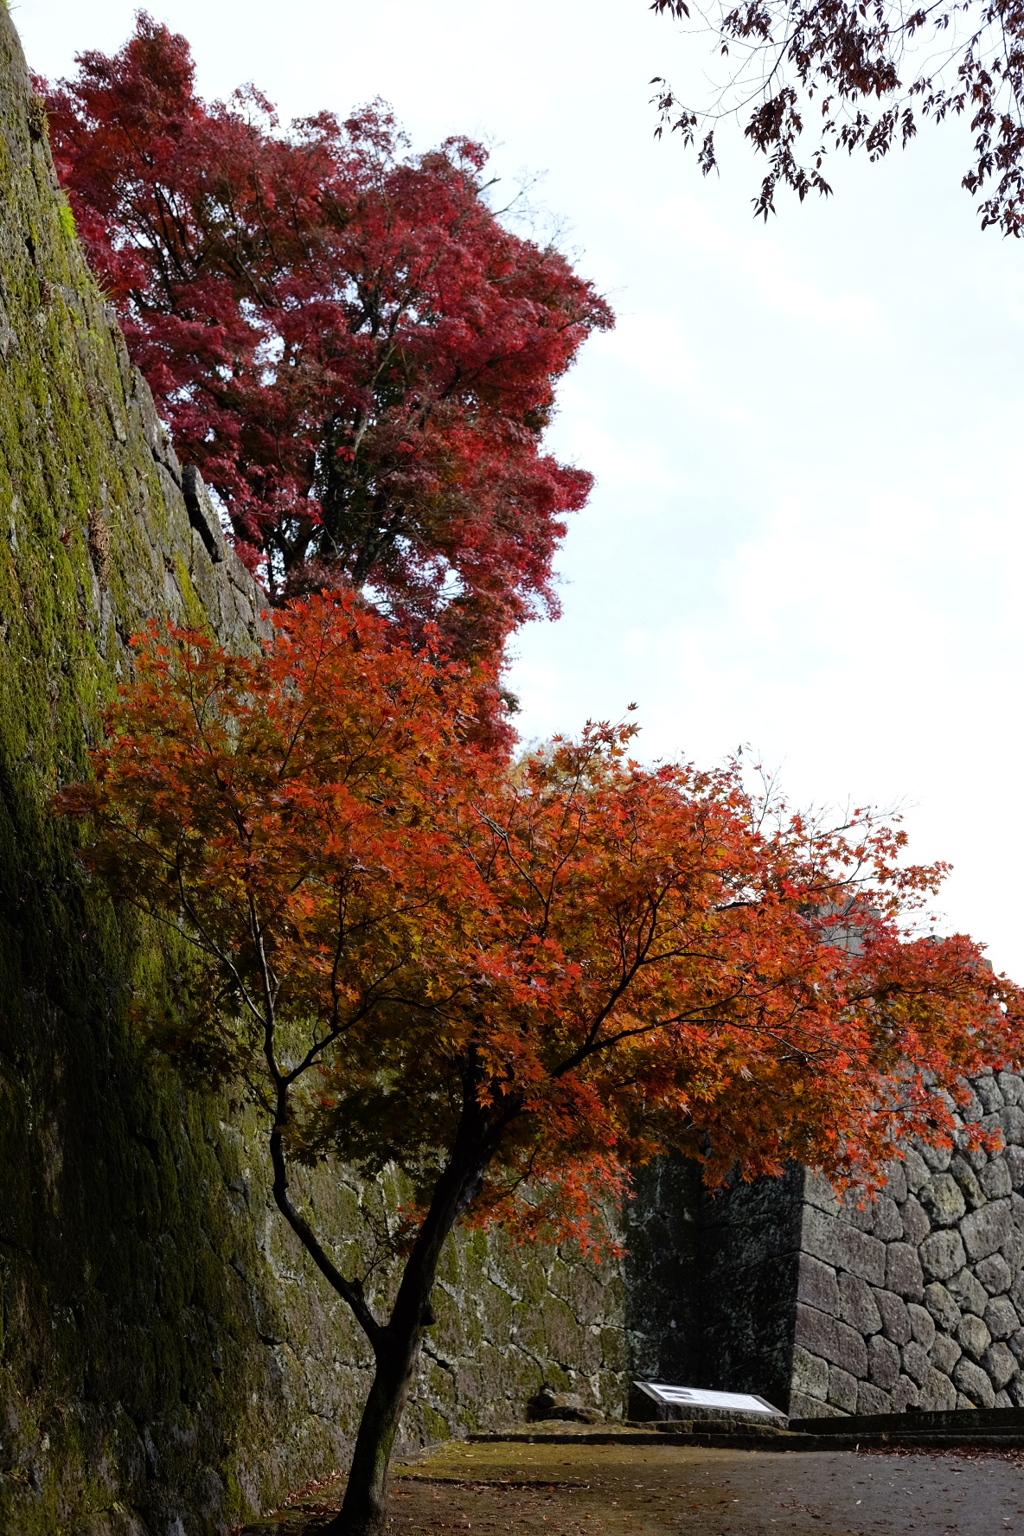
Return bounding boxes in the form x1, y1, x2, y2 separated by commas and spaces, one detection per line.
0, 12, 628, 1533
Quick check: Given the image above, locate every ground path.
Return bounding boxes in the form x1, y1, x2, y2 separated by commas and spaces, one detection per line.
242, 1439, 1024, 1534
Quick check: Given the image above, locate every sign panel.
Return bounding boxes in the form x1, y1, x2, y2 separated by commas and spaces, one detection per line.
634, 1382, 783, 1416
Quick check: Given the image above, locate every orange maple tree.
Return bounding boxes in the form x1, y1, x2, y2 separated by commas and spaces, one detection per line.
57, 594, 1022, 1535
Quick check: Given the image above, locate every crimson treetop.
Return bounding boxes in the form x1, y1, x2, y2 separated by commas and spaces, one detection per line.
41, 16, 612, 655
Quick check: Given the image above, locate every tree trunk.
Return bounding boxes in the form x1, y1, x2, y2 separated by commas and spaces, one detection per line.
325, 1079, 509, 1534
326, 1318, 425, 1535
326, 1161, 482, 1533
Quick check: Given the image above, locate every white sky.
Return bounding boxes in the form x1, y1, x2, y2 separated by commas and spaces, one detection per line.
15, 0, 1024, 977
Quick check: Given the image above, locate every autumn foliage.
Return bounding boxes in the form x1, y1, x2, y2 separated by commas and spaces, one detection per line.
58, 595, 1022, 1532
40, 16, 611, 655
650, 0, 1024, 232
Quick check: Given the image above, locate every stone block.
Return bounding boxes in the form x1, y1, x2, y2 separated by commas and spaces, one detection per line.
918, 1367, 957, 1412
949, 1155, 985, 1211
962, 1200, 1012, 1262
919, 1174, 966, 1228
802, 1209, 886, 1285
929, 1333, 961, 1375
1002, 1106, 1024, 1146
976, 1253, 1012, 1296
797, 1254, 839, 1315
923, 1281, 961, 1333
947, 1266, 988, 1317
890, 1374, 919, 1411
976, 1076, 1004, 1113
1009, 1329, 1024, 1367
834, 1321, 869, 1378
840, 1191, 877, 1233
980, 1160, 1013, 1201
995, 1389, 1014, 1408
906, 1303, 935, 1349
984, 1341, 1017, 1391
857, 1381, 892, 1415
1004, 1146, 1024, 1189
882, 1160, 908, 1204
790, 1344, 829, 1402
903, 1148, 930, 1194
1014, 1192, 1024, 1226
788, 1391, 844, 1419
885, 1243, 925, 1300
794, 1304, 837, 1363
828, 1365, 859, 1414
803, 1171, 841, 1214
1010, 1373, 1024, 1408
901, 1340, 932, 1388
999, 1073, 1024, 1107
1002, 1230, 1024, 1276
874, 1289, 912, 1344
919, 1140, 953, 1172
952, 1357, 996, 1407
899, 1195, 930, 1245
961, 1142, 989, 1173
838, 1273, 882, 1335
868, 1333, 900, 1391
869, 1196, 903, 1242
919, 1230, 966, 1283
984, 1295, 1019, 1341
956, 1313, 992, 1362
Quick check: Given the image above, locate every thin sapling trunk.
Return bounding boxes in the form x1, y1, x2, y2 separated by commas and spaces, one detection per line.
268, 1064, 497, 1536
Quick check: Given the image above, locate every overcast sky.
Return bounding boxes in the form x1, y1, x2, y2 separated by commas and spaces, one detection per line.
15, 0, 1024, 976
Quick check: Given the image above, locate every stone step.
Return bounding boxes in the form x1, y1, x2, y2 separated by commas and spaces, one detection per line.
790, 1403, 1024, 1435
470, 1411, 1024, 1452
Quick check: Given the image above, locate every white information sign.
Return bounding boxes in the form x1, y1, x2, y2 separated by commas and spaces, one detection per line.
634, 1382, 783, 1416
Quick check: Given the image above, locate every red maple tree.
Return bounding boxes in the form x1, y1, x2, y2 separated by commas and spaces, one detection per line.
57, 594, 1023, 1534
40, 16, 612, 657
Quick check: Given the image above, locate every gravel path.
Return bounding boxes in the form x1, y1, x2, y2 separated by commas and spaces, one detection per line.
241, 1440, 1024, 1533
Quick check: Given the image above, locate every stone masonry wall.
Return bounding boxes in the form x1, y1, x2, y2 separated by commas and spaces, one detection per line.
0, 11, 627, 1533
625, 1076, 1024, 1426
791, 1070, 1024, 1418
